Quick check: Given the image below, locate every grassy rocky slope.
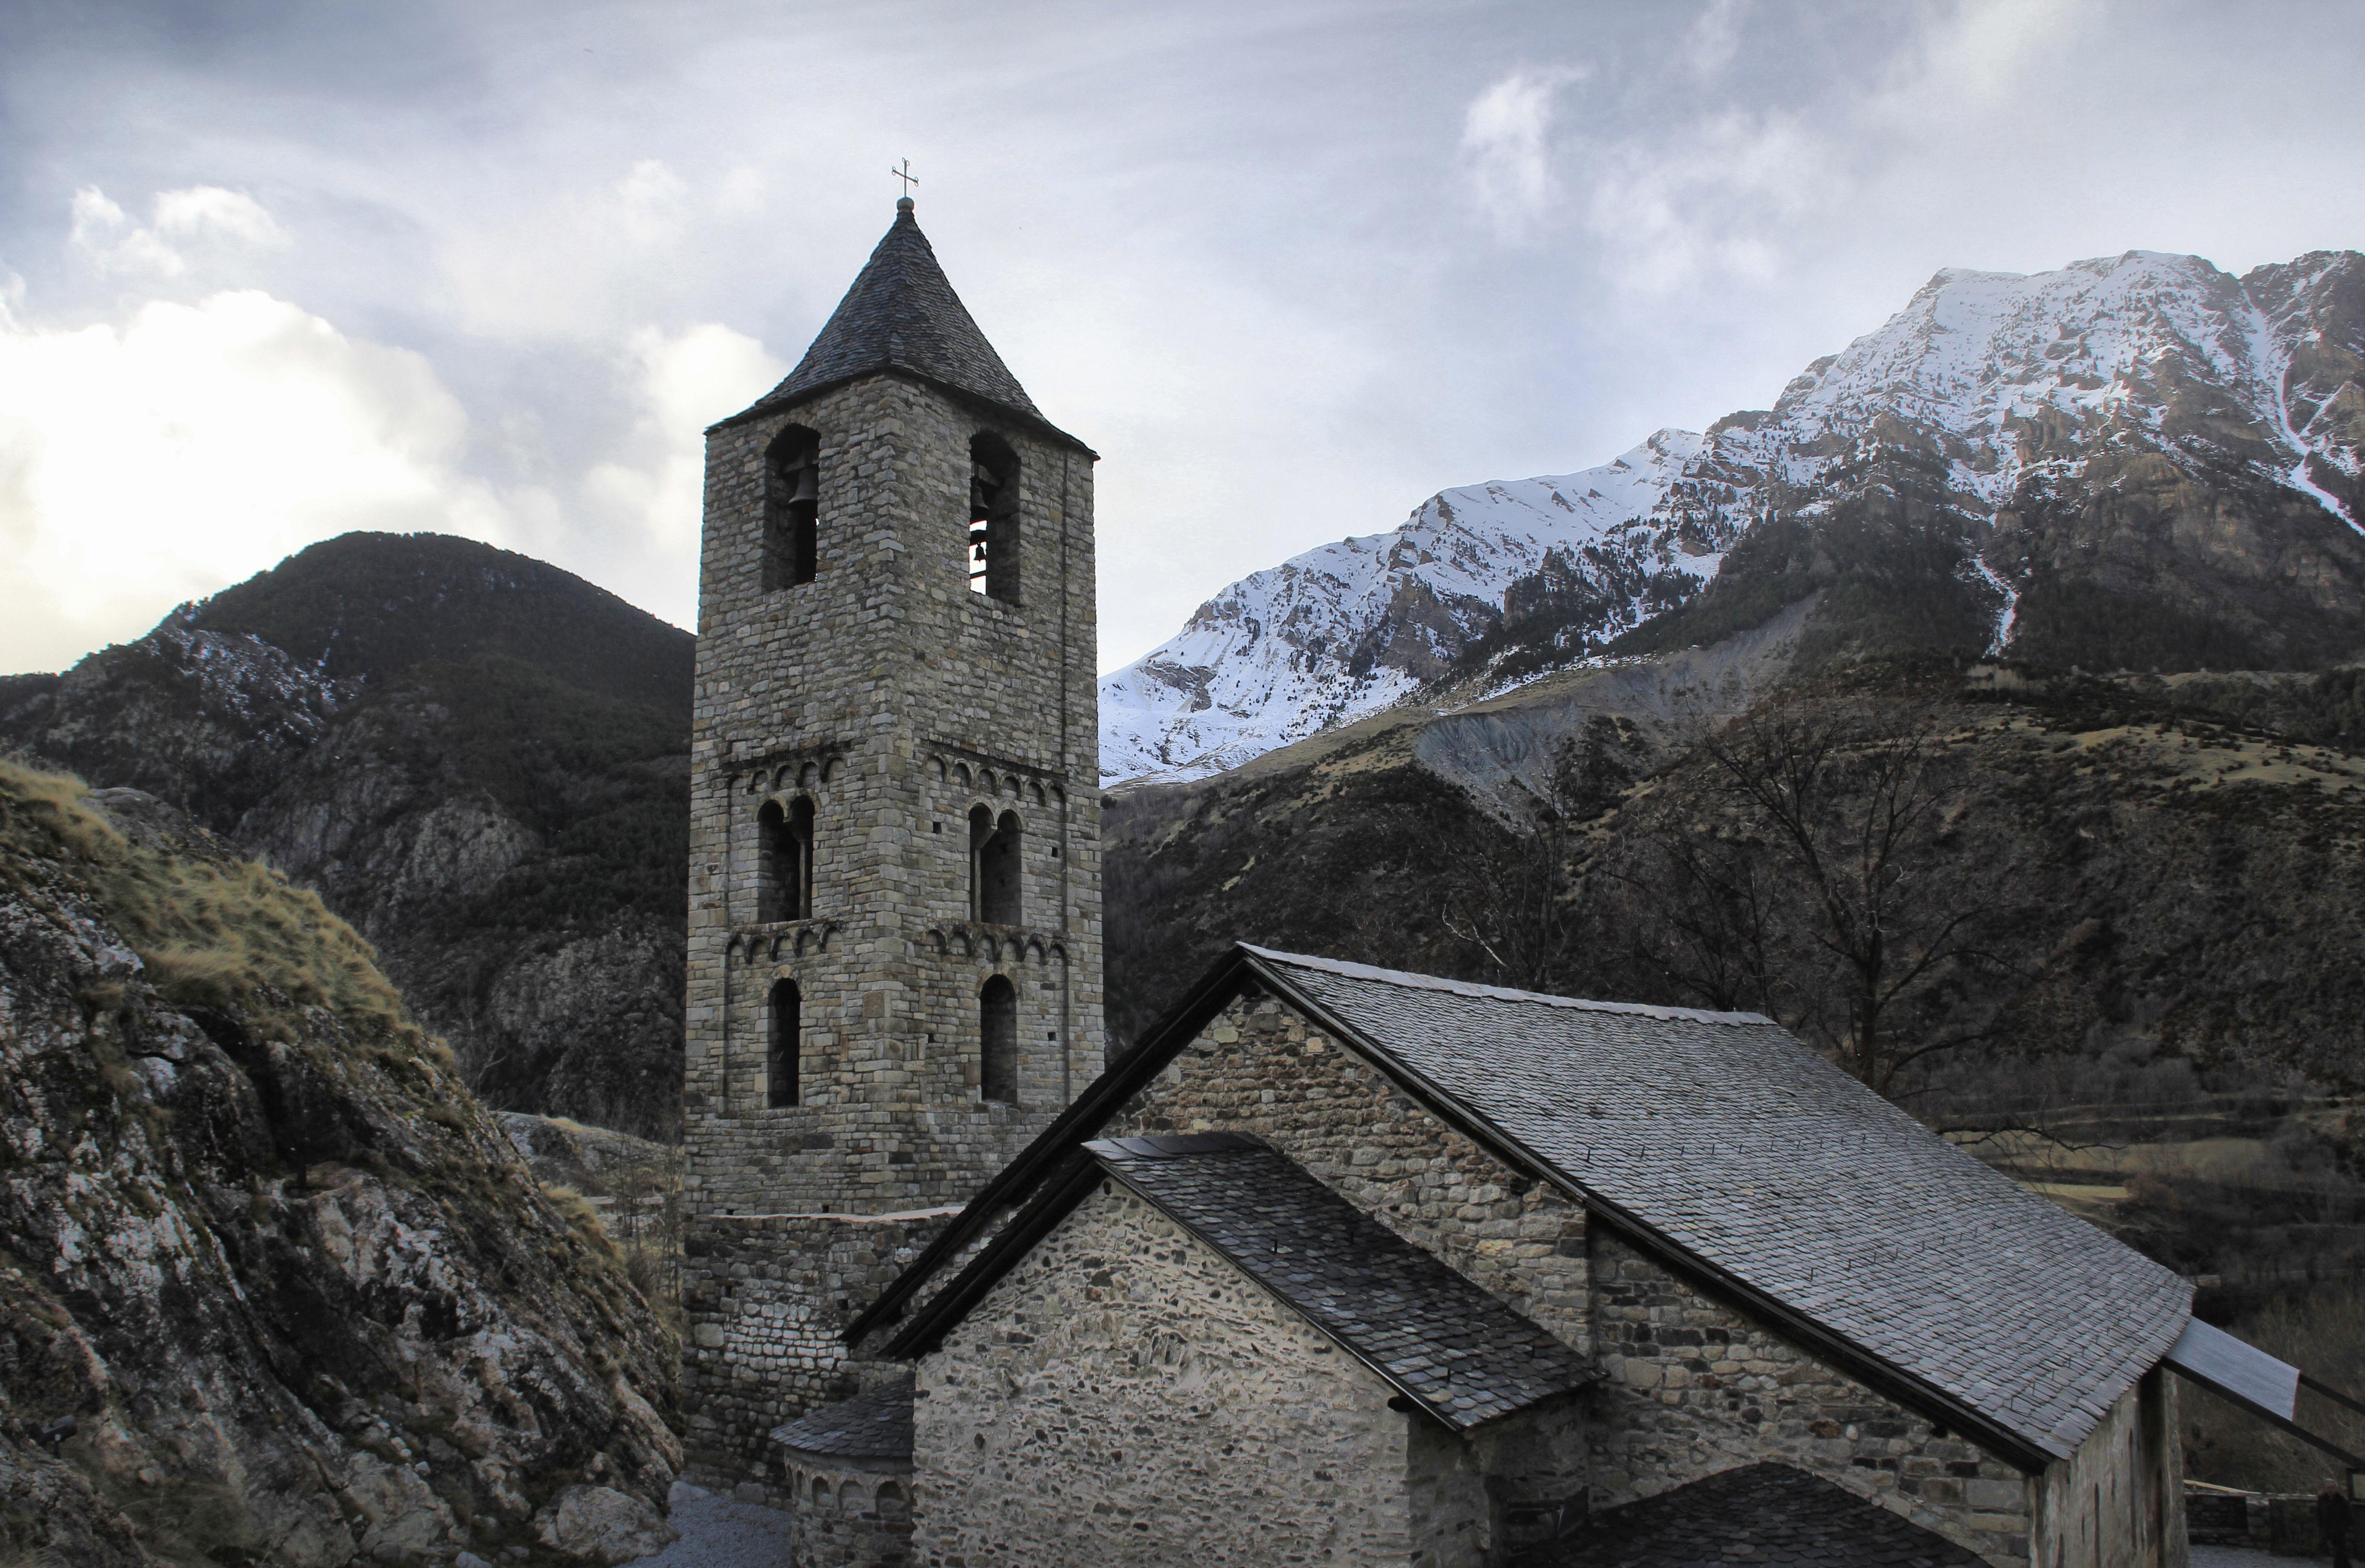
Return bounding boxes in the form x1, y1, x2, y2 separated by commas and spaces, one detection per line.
0, 533, 693, 1140
0, 761, 680, 1567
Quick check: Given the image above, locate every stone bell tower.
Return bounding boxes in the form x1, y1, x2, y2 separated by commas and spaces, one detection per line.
679, 196, 1103, 1489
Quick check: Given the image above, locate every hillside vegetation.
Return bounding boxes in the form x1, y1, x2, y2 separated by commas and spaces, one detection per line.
0, 760, 681, 1566
0, 533, 693, 1139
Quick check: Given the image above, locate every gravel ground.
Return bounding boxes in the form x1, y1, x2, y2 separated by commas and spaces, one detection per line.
619, 1490, 2306, 1567
626, 1483, 792, 1568
2194, 1546, 2305, 1565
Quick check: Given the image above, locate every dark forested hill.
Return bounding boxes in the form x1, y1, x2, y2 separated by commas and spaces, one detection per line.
188, 530, 694, 710
0, 533, 693, 1138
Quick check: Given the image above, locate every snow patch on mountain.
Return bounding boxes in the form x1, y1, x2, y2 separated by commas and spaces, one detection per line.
1100, 430, 1732, 785
1101, 249, 2365, 786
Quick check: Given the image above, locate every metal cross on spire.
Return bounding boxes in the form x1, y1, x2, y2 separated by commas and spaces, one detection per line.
891, 159, 919, 202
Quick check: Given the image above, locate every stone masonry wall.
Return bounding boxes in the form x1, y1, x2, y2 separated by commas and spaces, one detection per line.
912, 1181, 1417, 1567
781, 1457, 916, 1568
682, 365, 1106, 1495
2030, 1372, 2184, 1568
680, 1210, 952, 1501
684, 371, 1103, 1223
1406, 1397, 1591, 1564
1589, 1230, 2036, 1567
1108, 985, 1592, 1351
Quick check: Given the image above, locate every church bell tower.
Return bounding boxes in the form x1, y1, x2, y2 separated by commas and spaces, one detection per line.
681, 195, 1104, 1223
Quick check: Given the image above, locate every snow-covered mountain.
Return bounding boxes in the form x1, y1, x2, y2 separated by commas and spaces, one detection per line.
1101, 249, 2365, 785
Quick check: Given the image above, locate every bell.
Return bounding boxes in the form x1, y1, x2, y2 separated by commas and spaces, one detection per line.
790, 467, 818, 503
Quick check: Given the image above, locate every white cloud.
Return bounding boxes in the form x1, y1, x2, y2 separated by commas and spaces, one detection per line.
1559, 0, 2083, 298
1683, 0, 1749, 78
1904, 0, 2084, 106
69, 183, 287, 278
154, 185, 286, 247
615, 159, 691, 246
1459, 67, 1586, 240
582, 322, 786, 572
434, 159, 774, 341
1577, 108, 1834, 295
0, 288, 515, 673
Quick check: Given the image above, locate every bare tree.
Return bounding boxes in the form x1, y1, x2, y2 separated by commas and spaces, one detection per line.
1604, 813, 1782, 1015
1440, 715, 1645, 993
1603, 701, 2008, 1093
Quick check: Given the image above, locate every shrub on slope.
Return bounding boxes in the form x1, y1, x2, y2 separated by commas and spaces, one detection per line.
0, 761, 680, 1567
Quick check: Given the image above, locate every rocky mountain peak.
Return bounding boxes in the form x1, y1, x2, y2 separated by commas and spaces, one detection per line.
1102, 247, 2365, 786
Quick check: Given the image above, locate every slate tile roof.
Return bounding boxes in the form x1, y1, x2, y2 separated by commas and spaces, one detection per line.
771, 1373, 914, 1464
735, 201, 1066, 439
1247, 946, 2194, 1462
1516, 1463, 1987, 1568
1087, 1132, 1597, 1430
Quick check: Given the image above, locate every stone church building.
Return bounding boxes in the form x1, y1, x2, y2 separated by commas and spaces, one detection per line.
680, 199, 2261, 1566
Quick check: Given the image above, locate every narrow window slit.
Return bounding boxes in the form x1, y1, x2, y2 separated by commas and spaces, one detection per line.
767, 979, 801, 1108
980, 976, 1017, 1103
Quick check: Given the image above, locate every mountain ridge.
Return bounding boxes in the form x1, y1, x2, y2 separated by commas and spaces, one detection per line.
0, 533, 693, 1139
1101, 248, 2365, 786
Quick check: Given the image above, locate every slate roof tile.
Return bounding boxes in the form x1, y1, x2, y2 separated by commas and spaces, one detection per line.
1088, 1132, 1597, 1430
771, 1373, 914, 1463
1247, 946, 2193, 1461
733, 201, 1068, 440
1518, 1463, 1987, 1568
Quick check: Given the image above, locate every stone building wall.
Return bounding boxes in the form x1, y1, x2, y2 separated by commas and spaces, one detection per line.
1107, 986, 1593, 1351
781, 1458, 915, 1568
680, 1210, 952, 1498
1406, 1396, 1591, 1562
912, 1182, 1417, 1567
1588, 1230, 2036, 1567
2030, 1372, 2185, 1568
683, 371, 1104, 1224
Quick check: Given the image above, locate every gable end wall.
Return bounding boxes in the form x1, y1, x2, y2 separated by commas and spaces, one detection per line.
914, 1181, 1416, 1566
1107, 986, 1592, 1351
2030, 1369, 2183, 1568
1590, 1229, 2038, 1566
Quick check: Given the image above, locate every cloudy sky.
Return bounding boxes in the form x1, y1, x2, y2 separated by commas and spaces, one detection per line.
2, 0, 2360, 677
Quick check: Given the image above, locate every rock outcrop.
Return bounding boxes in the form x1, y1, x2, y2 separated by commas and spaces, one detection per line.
0, 763, 679, 1565
0, 532, 693, 1140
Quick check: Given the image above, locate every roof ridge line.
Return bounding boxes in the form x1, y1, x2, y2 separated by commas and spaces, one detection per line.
1238, 944, 1776, 1027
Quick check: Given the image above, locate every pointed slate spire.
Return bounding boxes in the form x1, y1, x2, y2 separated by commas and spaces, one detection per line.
735, 197, 1077, 443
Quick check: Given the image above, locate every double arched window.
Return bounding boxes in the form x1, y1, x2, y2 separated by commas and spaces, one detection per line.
767, 980, 800, 1108
967, 433, 1019, 602
979, 976, 1017, 1103
969, 805, 1021, 925
764, 426, 820, 590
757, 797, 814, 922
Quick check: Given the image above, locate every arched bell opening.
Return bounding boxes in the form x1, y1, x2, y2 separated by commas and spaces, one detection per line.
967, 432, 1020, 602
764, 426, 821, 589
